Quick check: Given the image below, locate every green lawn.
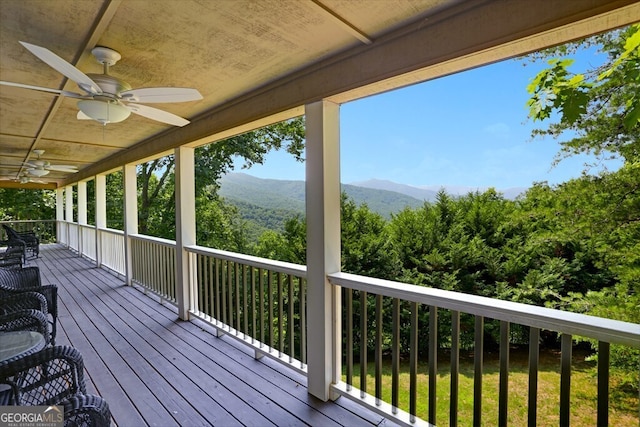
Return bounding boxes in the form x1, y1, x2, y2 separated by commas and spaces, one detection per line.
344, 347, 638, 426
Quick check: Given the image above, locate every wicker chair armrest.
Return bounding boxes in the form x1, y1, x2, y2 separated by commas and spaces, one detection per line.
0, 346, 86, 406
0, 282, 57, 344
0, 266, 41, 288
0, 291, 48, 315
0, 252, 23, 268
2, 244, 25, 256
0, 309, 50, 346
2, 225, 35, 239
62, 394, 112, 427
0, 283, 55, 310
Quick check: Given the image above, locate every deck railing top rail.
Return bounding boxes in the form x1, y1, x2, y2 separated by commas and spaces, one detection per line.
97, 227, 124, 236
186, 244, 307, 278
130, 233, 176, 248
0, 220, 56, 224
329, 272, 640, 348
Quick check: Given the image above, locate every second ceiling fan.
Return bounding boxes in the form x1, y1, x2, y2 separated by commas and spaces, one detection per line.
1, 41, 202, 126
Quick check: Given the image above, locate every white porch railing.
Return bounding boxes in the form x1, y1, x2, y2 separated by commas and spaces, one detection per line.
18, 219, 637, 427
130, 234, 177, 304
186, 244, 308, 375
98, 228, 125, 276
58, 221, 68, 246
79, 224, 96, 261
328, 272, 640, 427
67, 223, 79, 252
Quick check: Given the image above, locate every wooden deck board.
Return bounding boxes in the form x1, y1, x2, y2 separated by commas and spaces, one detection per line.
31, 244, 393, 427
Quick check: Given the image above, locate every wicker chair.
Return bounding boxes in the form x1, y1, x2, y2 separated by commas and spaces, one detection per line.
0, 346, 112, 427
62, 394, 113, 427
0, 309, 50, 346
0, 240, 25, 268
2, 224, 39, 259
0, 266, 57, 344
0, 291, 48, 315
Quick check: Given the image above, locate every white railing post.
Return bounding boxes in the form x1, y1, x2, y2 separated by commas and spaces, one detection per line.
65, 185, 73, 248
95, 174, 106, 268
123, 164, 138, 286
305, 100, 342, 401
175, 146, 196, 320
55, 188, 64, 244
77, 181, 87, 257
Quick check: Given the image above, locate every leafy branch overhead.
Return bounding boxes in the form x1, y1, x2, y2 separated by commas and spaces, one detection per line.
526, 24, 639, 163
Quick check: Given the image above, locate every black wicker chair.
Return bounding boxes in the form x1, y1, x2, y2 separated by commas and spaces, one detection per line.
0, 240, 25, 268
0, 266, 57, 344
0, 291, 48, 315
0, 346, 112, 427
2, 224, 39, 259
0, 309, 50, 346
63, 394, 113, 427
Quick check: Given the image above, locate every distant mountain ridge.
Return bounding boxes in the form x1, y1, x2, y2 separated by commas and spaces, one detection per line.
218, 173, 527, 232
218, 173, 424, 220
352, 179, 526, 201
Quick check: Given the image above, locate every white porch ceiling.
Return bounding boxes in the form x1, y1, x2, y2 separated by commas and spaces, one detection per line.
0, 0, 638, 189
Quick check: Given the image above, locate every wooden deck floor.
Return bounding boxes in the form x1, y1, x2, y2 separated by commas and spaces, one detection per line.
33, 244, 394, 427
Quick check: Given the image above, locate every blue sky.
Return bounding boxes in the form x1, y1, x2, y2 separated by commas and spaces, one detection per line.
238, 46, 621, 191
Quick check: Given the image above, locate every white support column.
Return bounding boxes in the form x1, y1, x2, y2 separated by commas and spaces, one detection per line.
123, 164, 138, 286
175, 146, 196, 320
77, 181, 87, 257
305, 100, 342, 401
55, 188, 64, 244
95, 174, 106, 267
65, 186, 73, 248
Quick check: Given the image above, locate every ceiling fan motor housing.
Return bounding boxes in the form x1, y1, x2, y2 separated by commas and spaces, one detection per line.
87, 74, 132, 98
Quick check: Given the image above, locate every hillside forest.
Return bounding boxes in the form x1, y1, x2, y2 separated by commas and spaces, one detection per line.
0, 25, 638, 390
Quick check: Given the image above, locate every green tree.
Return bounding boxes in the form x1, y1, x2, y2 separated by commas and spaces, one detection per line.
196, 189, 250, 253
105, 171, 124, 230
526, 24, 640, 163
0, 188, 55, 221
340, 195, 400, 280
0, 188, 56, 241
136, 117, 305, 240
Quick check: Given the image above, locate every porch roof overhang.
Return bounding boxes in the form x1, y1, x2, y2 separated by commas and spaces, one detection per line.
1, 0, 638, 190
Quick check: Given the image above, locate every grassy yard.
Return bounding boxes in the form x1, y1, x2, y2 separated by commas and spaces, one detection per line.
344, 347, 638, 426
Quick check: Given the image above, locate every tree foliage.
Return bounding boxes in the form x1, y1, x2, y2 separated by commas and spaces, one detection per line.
0, 188, 55, 221
526, 24, 640, 163
135, 117, 305, 240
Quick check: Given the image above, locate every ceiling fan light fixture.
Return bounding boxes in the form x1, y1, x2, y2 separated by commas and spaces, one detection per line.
77, 99, 130, 124
28, 168, 49, 177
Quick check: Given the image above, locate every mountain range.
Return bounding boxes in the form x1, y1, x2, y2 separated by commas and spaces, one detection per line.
352, 178, 527, 201
219, 173, 526, 226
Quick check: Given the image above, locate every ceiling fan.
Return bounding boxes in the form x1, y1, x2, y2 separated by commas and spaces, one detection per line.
21, 150, 78, 177
0, 41, 202, 126
0, 171, 47, 185
0, 150, 78, 178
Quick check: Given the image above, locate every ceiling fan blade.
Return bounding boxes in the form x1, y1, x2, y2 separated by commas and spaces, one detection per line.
47, 165, 78, 172
126, 103, 190, 127
19, 41, 102, 95
121, 87, 203, 103
0, 81, 88, 98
